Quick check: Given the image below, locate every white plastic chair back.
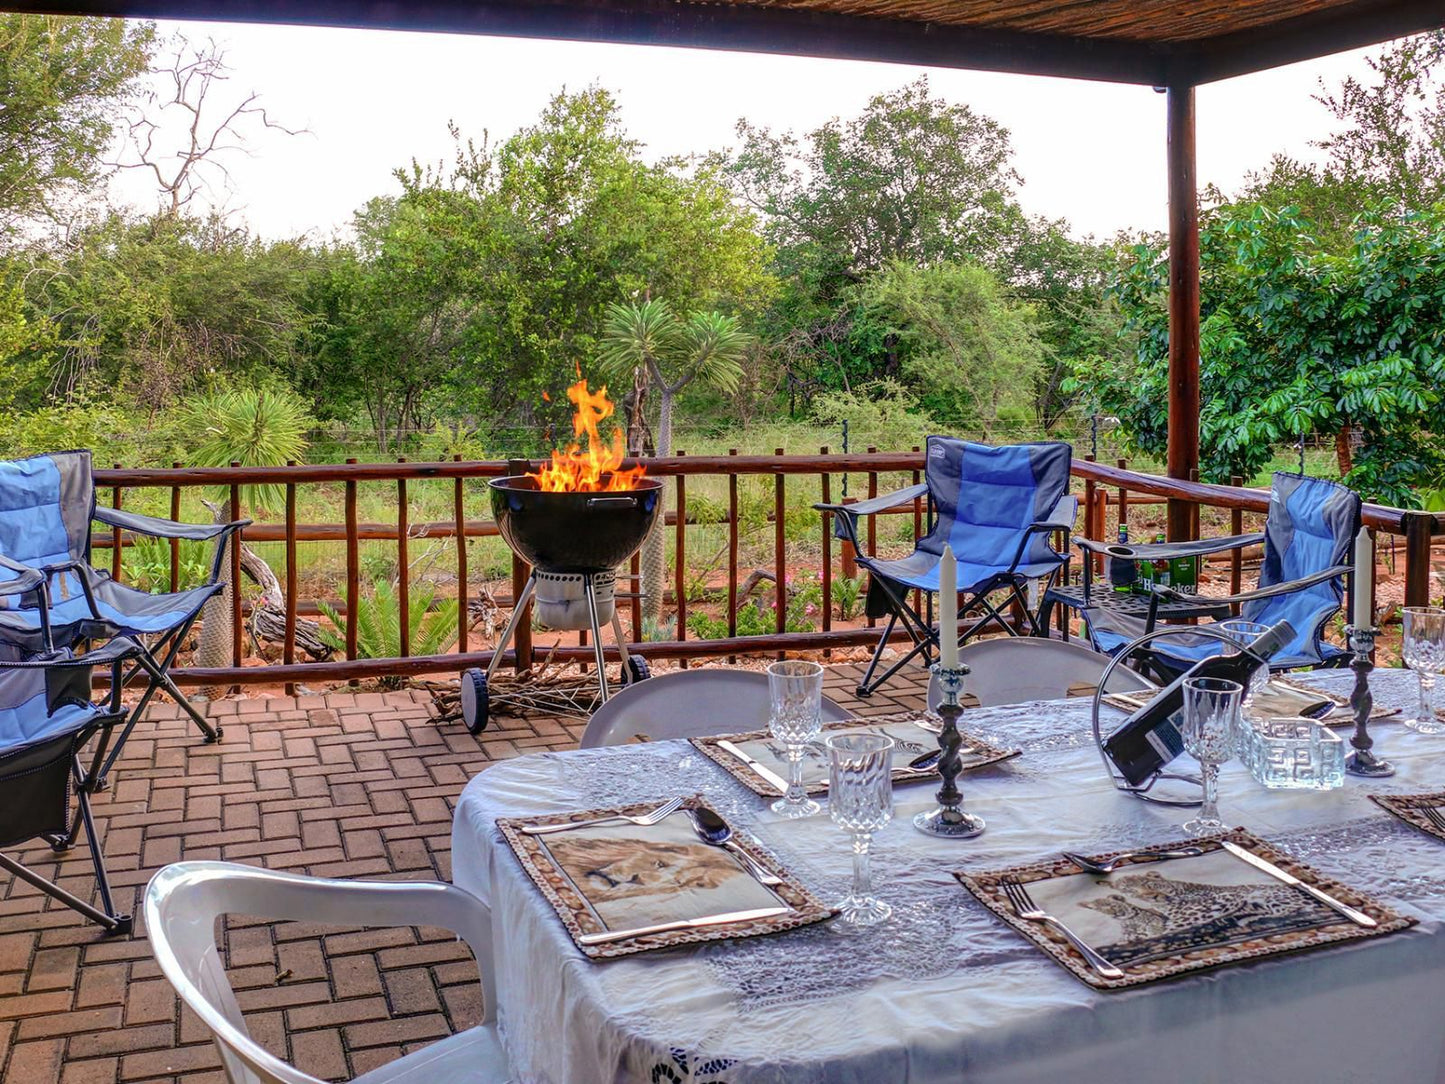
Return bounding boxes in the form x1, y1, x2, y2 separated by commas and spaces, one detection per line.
928, 637, 1156, 711
579, 668, 853, 748
145, 861, 508, 1084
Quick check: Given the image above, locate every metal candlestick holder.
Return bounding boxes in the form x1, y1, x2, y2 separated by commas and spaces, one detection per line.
1344, 624, 1394, 778
914, 664, 986, 838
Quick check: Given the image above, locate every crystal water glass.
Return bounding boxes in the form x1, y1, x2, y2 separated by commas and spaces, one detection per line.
825, 732, 895, 927
1181, 676, 1243, 835
1219, 619, 1271, 717
768, 659, 824, 819
1401, 606, 1445, 735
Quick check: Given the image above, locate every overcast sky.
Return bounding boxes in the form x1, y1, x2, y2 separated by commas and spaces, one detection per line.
106, 19, 1384, 244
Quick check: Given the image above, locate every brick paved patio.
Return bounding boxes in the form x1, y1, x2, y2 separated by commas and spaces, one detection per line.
0, 663, 927, 1083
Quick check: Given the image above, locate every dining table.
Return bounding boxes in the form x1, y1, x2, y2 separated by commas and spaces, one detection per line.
450, 667, 1445, 1084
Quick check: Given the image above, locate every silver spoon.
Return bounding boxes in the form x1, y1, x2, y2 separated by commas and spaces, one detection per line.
685, 807, 784, 885
1062, 847, 1205, 875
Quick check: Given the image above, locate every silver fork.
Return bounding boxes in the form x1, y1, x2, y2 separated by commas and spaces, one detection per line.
1418, 805, 1445, 834
1000, 880, 1125, 979
521, 796, 685, 835
1062, 847, 1205, 874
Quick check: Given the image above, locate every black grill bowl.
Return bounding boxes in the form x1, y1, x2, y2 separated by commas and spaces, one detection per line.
488, 476, 664, 574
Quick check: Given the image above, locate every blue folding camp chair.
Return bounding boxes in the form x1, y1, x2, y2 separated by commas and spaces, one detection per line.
1077, 472, 1359, 678
0, 450, 249, 784
0, 559, 140, 933
817, 437, 1075, 697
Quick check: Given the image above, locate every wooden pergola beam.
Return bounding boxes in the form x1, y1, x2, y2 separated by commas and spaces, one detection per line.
1166, 83, 1201, 541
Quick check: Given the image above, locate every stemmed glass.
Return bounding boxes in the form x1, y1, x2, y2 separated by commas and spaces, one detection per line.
1218, 618, 1271, 719
1180, 676, 1243, 835
1401, 606, 1445, 735
825, 732, 895, 927
767, 660, 824, 819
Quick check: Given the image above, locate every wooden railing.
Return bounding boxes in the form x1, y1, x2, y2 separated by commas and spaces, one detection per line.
88, 452, 1444, 690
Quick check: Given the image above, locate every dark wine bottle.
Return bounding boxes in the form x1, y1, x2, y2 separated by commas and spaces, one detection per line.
1103, 619, 1295, 786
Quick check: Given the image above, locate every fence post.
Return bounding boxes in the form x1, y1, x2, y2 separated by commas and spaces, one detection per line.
865, 448, 878, 628
727, 449, 739, 662
1404, 512, 1434, 608
111, 464, 123, 581
1116, 457, 1129, 537
819, 447, 832, 660
1229, 475, 1244, 612
344, 458, 359, 678
284, 461, 297, 697
507, 458, 533, 673
169, 462, 182, 593
397, 458, 410, 658
454, 455, 468, 654
229, 464, 243, 695
675, 450, 687, 667
774, 448, 787, 657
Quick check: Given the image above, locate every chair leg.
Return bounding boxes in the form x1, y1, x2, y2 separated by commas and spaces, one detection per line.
97, 645, 219, 787
855, 613, 898, 697
0, 844, 130, 935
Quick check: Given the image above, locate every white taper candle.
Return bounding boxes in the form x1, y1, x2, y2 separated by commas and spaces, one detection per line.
939, 544, 958, 669
1352, 526, 1373, 629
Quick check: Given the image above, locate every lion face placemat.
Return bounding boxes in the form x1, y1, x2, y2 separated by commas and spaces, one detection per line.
498, 796, 836, 959
958, 828, 1414, 990
692, 711, 1018, 798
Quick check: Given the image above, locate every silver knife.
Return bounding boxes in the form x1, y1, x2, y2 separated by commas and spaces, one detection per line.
578, 906, 791, 945
1219, 841, 1377, 928
716, 740, 792, 794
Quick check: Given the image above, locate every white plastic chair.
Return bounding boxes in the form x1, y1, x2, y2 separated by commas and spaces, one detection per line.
927, 637, 1156, 711
145, 861, 511, 1084
579, 667, 853, 748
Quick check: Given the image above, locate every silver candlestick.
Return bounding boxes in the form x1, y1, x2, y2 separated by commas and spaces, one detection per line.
914, 664, 986, 838
1344, 624, 1394, 778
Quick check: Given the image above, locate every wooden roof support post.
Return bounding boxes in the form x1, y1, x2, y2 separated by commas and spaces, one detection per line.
1166, 82, 1201, 542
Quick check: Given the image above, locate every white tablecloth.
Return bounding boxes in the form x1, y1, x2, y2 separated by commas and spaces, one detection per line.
451, 669, 1445, 1084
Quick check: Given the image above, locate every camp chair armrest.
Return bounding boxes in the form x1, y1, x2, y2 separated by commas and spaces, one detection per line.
1151, 563, 1352, 608
95, 506, 251, 542
1003, 508, 1077, 574
0, 555, 45, 598
1074, 531, 1265, 561
816, 483, 929, 547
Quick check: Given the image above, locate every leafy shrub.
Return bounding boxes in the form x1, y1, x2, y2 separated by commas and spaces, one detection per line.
831, 573, 868, 621
126, 537, 212, 593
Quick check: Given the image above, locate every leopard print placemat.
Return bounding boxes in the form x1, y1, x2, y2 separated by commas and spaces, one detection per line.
690, 711, 1018, 798
957, 827, 1415, 991
498, 795, 836, 960
1369, 792, 1445, 843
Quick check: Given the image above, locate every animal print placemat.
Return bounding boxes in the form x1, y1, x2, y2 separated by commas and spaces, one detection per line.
498, 796, 836, 960
958, 828, 1414, 990
691, 712, 1019, 798
1369, 791, 1445, 842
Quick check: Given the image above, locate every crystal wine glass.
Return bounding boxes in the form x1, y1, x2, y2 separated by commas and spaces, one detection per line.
1180, 676, 1243, 835
1401, 606, 1445, 735
767, 659, 825, 819
1218, 618, 1271, 720
825, 731, 895, 927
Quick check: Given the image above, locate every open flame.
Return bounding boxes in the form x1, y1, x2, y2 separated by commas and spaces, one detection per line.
527, 375, 647, 492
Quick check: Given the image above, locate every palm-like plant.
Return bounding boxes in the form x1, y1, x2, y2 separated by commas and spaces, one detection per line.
319, 579, 460, 689
183, 385, 312, 515
597, 299, 749, 630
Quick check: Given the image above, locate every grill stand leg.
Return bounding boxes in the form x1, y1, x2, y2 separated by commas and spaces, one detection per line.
610, 606, 631, 669
486, 574, 538, 681
584, 573, 611, 704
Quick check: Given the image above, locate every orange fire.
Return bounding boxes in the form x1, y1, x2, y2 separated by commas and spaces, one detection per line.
527, 375, 647, 492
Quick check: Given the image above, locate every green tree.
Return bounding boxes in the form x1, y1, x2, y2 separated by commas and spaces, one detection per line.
1080, 202, 1445, 505
854, 260, 1044, 437
0, 15, 153, 232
